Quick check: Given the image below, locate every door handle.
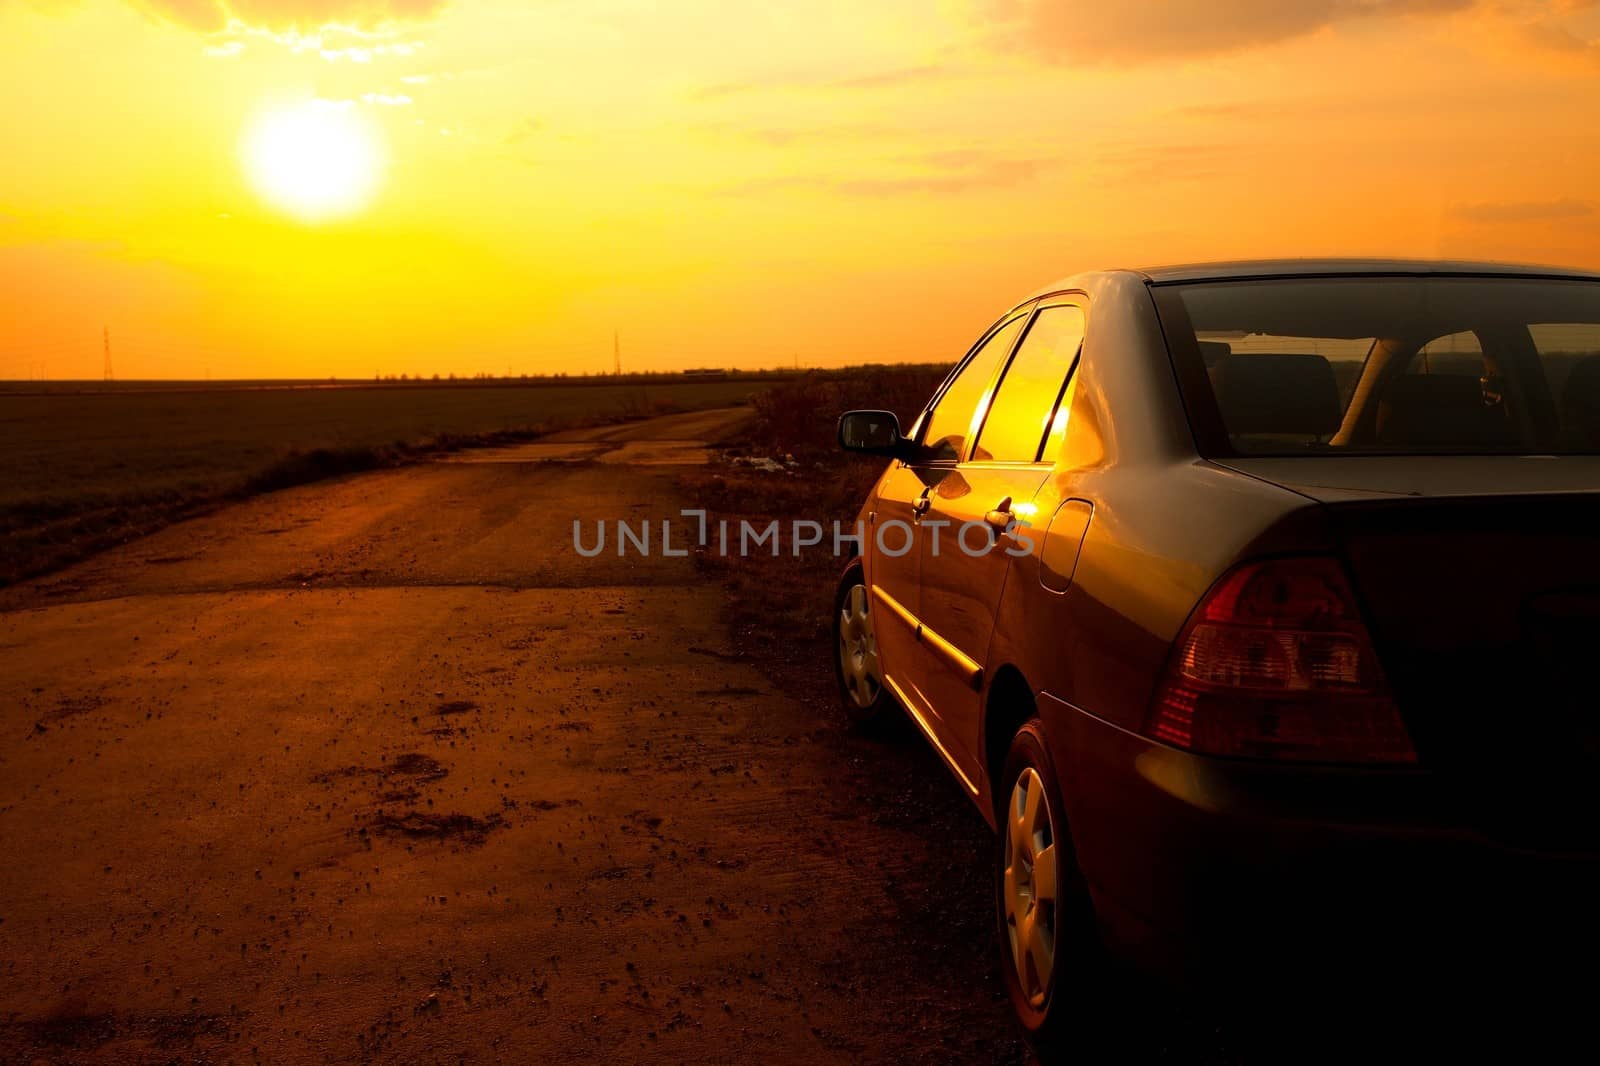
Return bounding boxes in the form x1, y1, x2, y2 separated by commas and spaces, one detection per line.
911, 494, 932, 518
984, 496, 1014, 531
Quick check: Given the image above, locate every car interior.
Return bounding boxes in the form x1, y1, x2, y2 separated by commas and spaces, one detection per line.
1182, 280, 1600, 455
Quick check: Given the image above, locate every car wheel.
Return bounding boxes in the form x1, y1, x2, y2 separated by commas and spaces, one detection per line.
996, 719, 1106, 1058
833, 562, 889, 727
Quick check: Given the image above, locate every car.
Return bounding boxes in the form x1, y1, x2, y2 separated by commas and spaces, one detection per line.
832, 259, 1600, 1054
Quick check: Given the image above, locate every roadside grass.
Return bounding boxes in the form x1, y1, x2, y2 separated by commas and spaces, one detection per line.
0, 380, 764, 585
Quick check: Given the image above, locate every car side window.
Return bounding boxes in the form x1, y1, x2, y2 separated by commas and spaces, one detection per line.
1411, 331, 1485, 376
972, 304, 1086, 463
920, 314, 1027, 462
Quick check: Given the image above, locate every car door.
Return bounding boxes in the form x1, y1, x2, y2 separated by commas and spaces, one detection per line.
915, 302, 1088, 781
865, 457, 934, 712
878, 309, 1032, 765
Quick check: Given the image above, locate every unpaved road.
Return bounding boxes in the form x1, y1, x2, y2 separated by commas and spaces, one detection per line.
0, 409, 1025, 1063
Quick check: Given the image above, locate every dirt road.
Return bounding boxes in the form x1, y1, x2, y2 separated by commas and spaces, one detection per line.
0, 409, 1024, 1063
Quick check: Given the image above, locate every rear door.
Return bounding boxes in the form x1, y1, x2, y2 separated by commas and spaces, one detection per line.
916, 302, 1088, 780
875, 309, 1032, 759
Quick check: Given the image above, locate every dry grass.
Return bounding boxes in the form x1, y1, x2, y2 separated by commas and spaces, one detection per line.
0, 380, 767, 585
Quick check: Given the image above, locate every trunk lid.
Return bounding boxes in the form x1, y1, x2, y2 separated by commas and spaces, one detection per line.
1223, 456, 1600, 850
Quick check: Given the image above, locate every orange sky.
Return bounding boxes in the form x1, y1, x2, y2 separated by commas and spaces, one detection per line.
3, 0, 1600, 379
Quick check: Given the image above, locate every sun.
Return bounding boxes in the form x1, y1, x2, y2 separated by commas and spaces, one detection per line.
241, 101, 384, 223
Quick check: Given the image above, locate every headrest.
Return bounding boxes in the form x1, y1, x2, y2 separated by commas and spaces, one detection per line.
1376, 374, 1510, 446
1197, 340, 1232, 368
1208, 354, 1341, 437
1561, 355, 1600, 446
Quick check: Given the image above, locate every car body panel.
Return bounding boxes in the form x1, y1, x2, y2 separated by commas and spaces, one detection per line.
1045, 690, 1600, 981
1219, 454, 1600, 501
1324, 492, 1600, 849
917, 461, 1050, 782
863, 461, 928, 725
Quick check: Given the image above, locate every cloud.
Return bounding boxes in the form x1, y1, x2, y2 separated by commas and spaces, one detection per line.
834, 159, 1043, 195
721, 156, 1051, 198
504, 117, 543, 145
691, 120, 907, 147
693, 65, 953, 100
128, 1, 448, 34
828, 65, 947, 90
1482, 0, 1600, 69
985, 0, 1472, 64
132, 0, 229, 31
1165, 101, 1269, 120
1452, 198, 1596, 223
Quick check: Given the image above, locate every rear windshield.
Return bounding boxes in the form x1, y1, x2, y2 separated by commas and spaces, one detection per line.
1156, 276, 1600, 456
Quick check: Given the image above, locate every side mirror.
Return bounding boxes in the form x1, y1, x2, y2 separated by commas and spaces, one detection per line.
837, 410, 913, 458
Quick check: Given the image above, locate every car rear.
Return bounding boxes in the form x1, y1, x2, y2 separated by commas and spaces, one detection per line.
1070, 268, 1600, 1010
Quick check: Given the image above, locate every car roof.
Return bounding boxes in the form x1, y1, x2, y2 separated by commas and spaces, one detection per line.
1026, 258, 1600, 300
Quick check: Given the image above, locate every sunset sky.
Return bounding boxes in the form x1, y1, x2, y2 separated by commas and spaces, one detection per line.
4, 0, 1600, 379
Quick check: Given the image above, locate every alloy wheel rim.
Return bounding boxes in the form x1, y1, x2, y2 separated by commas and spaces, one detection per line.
1003, 766, 1058, 1008
837, 584, 881, 708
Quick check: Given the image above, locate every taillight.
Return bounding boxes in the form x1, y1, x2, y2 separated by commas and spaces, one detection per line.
1146, 556, 1415, 764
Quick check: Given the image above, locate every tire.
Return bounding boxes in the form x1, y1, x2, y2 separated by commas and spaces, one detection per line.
832, 561, 891, 728
995, 719, 1107, 1060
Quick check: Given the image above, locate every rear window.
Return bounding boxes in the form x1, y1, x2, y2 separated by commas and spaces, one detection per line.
1157, 276, 1600, 456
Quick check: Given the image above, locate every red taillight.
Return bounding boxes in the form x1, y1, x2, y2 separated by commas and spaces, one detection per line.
1146, 556, 1415, 764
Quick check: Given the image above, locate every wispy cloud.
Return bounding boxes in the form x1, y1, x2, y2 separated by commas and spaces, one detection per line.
317, 41, 422, 62
1482, 0, 1600, 70
187, 15, 430, 62
1084, 140, 1244, 185
983, 0, 1600, 70
721, 156, 1051, 198
691, 120, 907, 147
1452, 198, 1596, 223
693, 64, 953, 100
1165, 101, 1269, 120
983, 0, 1473, 65
135, 1, 448, 34
835, 159, 1044, 196
828, 64, 946, 90
504, 117, 543, 145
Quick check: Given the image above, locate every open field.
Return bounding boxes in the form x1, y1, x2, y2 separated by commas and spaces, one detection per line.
0, 379, 769, 584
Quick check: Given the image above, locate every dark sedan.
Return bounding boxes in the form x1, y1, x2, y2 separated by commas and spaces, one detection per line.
834, 259, 1600, 1055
